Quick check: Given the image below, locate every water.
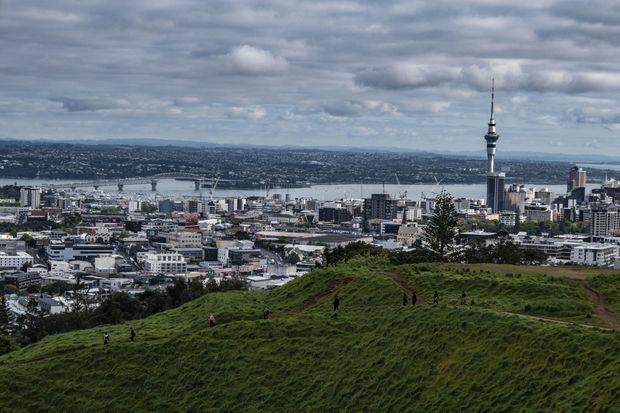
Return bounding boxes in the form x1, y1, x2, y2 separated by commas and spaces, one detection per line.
0, 178, 600, 201
579, 163, 620, 171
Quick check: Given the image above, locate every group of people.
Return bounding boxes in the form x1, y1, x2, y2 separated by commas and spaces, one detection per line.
108, 289, 468, 342
103, 327, 136, 345
331, 289, 468, 311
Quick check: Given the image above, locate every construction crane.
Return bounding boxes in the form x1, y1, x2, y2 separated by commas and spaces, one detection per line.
209, 175, 220, 201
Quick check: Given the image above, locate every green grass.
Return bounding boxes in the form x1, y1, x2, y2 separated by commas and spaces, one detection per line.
1, 258, 619, 412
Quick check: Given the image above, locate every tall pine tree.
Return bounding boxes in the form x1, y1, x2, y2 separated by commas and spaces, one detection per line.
423, 190, 459, 261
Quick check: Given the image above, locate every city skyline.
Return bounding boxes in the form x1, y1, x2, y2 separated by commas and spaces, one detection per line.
2, 1, 620, 154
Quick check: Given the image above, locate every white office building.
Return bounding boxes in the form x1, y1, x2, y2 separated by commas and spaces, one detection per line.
0, 251, 33, 269
144, 252, 187, 274
570, 243, 618, 266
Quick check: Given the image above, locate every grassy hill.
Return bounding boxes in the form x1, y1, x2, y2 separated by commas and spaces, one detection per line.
1, 258, 620, 412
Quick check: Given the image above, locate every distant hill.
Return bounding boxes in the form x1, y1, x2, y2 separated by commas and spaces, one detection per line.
1, 260, 619, 411
2, 138, 620, 163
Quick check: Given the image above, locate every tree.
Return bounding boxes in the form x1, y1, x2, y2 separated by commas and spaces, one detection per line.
287, 251, 301, 264
513, 208, 521, 234
423, 191, 459, 261
323, 241, 387, 266
0, 294, 10, 327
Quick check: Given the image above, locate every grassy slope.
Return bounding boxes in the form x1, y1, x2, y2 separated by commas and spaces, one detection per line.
1, 259, 619, 412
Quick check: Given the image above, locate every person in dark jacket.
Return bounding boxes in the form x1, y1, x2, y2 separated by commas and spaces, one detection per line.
411, 291, 417, 305
333, 294, 340, 311
130, 328, 136, 342
263, 305, 270, 320
403, 292, 408, 306
460, 290, 467, 305
433, 291, 439, 305
209, 313, 216, 327
103, 332, 110, 345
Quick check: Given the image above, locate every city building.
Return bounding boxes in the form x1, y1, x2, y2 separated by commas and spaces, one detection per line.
144, 252, 187, 274
499, 211, 517, 227
396, 224, 424, 247
19, 186, 41, 208
319, 207, 353, 223
363, 194, 398, 229
570, 243, 618, 266
524, 203, 554, 222
0, 251, 33, 269
4, 272, 42, 290
567, 166, 587, 193
534, 188, 555, 206
46, 240, 114, 261
163, 230, 203, 248
590, 203, 620, 236
484, 80, 505, 213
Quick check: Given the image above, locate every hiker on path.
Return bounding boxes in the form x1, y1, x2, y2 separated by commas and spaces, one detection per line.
333, 294, 340, 311
403, 292, 408, 306
411, 291, 417, 305
130, 328, 136, 342
263, 305, 270, 320
460, 290, 467, 305
433, 291, 439, 305
209, 313, 216, 327
103, 332, 110, 345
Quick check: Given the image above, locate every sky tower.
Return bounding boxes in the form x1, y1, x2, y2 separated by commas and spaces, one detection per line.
485, 79, 505, 213
485, 79, 499, 174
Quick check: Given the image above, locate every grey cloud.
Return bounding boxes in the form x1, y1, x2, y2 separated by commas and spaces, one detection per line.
320, 100, 399, 118
354, 65, 458, 90
227, 105, 267, 120
49, 97, 128, 112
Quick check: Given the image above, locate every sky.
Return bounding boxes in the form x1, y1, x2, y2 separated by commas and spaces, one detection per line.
1, 0, 620, 155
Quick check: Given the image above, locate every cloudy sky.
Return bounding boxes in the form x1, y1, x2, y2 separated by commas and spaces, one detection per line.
1, 0, 620, 155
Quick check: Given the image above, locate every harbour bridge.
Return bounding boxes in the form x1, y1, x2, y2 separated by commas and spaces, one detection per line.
44, 173, 228, 192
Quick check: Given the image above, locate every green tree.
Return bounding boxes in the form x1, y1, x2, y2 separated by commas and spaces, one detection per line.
513, 208, 521, 234
0, 294, 10, 327
423, 191, 459, 261
323, 241, 387, 266
0, 335, 18, 356
287, 251, 301, 264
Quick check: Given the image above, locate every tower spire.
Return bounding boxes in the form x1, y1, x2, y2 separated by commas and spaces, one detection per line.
490, 77, 495, 120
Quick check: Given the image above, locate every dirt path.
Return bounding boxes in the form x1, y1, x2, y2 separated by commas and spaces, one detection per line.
502, 311, 612, 331
386, 271, 425, 304
301, 277, 355, 310
577, 280, 620, 332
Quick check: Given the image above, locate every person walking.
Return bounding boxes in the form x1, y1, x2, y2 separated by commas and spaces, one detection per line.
130, 327, 136, 342
433, 291, 439, 305
333, 294, 340, 311
263, 305, 270, 320
403, 292, 408, 306
460, 290, 467, 305
103, 332, 110, 345
411, 291, 417, 305
209, 313, 216, 327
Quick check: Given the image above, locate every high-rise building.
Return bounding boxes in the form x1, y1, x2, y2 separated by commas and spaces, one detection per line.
590, 203, 620, 236
363, 194, 398, 222
484, 80, 505, 213
567, 166, 586, 193
19, 187, 41, 208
